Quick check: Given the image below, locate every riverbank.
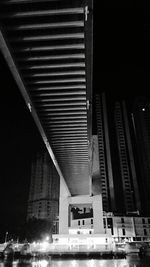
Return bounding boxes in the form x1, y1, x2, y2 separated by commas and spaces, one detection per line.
1, 240, 150, 260
0, 242, 126, 260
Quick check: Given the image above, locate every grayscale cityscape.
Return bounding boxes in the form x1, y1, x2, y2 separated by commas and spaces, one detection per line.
0, 0, 148, 266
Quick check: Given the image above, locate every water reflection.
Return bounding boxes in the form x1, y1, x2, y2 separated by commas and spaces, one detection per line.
32, 260, 49, 267
1, 256, 150, 267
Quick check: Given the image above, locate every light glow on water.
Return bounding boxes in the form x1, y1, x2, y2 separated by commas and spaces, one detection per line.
57, 260, 63, 267
32, 259, 48, 267
12, 260, 19, 267
114, 260, 127, 267
88, 259, 95, 267
71, 260, 77, 267
1, 256, 150, 267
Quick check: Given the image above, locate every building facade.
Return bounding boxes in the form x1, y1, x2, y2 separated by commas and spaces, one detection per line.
95, 93, 115, 212
103, 214, 150, 242
114, 101, 141, 213
57, 210, 150, 243
27, 151, 60, 223
132, 97, 150, 215
95, 93, 141, 215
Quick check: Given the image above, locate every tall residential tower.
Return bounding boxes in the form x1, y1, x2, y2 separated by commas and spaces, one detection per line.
132, 97, 150, 215
96, 93, 141, 215
95, 93, 115, 212
114, 101, 141, 213
27, 151, 60, 223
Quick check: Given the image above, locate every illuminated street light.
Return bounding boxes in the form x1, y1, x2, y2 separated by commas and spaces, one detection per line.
4, 232, 8, 243
45, 236, 49, 241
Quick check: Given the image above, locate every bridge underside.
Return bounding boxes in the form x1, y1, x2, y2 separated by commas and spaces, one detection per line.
0, 0, 93, 196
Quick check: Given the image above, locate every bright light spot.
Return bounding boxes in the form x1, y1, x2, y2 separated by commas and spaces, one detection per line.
114, 260, 126, 267
98, 260, 107, 267
40, 241, 49, 251
92, 237, 106, 245
32, 261, 38, 267
87, 259, 97, 267
142, 108, 145, 111
69, 229, 78, 235
81, 229, 91, 235
32, 261, 36, 267
13, 260, 19, 267
71, 260, 77, 267
57, 260, 63, 267
40, 260, 48, 267
27, 102, 32, 112
57, 237, 69, 245
69, 228, 93, 235
89, 259, 95, 267
87, 238, 95, 249
45, 236, 49, 241
32, 260, 48, 267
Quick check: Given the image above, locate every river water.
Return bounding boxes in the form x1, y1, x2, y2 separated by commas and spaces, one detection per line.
1, 255, 150, 267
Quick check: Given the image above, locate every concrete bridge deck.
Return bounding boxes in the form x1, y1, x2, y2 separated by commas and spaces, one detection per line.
0, 0, 93, 197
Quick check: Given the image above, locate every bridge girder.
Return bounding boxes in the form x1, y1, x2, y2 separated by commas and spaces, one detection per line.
0, 0, 93, 196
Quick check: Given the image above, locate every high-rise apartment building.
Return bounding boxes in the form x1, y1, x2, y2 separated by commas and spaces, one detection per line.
132, 97, 150, 215
95, 93, 141, 215
27, 151, 60, 223
95, 94, 115, 212
114, 101, 141, 213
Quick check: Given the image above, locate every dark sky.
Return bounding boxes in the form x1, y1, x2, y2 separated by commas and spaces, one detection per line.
0, 51, 45, 235
93, 8, 146, 100
0, 6, 147, 235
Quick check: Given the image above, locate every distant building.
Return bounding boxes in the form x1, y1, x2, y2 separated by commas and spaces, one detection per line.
95, 93, 141, 215
132, 97, 150, 216
95, 94, 115, 212
27, 151, 59, 224
114, 101, 141, 213
103, 214, 150, 242
66, 210, 150, 242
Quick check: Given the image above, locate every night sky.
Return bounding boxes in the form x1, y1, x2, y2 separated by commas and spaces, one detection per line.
0, 51, 45, 236
0, 6, 147, 237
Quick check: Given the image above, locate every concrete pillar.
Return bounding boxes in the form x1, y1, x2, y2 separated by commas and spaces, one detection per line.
59, 179, 70, 234
93, 195, 104, 234
59, 188, 104, 235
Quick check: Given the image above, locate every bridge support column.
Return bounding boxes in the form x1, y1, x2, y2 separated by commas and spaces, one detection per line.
92, 195, 104, 234
69, 195, 104, 234
59, 194, 104, 234
58, 181, 104, 234
59, 179, 70, 234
